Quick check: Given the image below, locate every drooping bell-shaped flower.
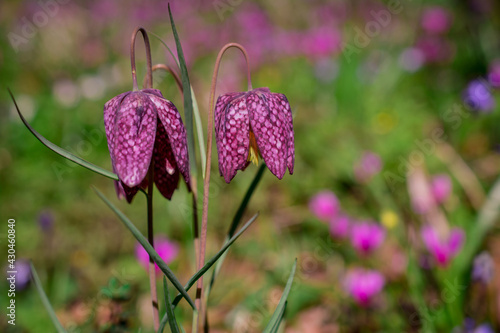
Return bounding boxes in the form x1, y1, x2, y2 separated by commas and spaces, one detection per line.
350, 221, 386, 256
214, 87, 294, 183
343, 268, 385, 307
104, 88, 190, 202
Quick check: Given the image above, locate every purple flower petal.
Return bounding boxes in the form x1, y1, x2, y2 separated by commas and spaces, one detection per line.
153, 122, 180, 200
248, 89, 287, 179
112, 92, 157, 187
147, 93, 190, 189
215, 93, 250, 183
103, 91, 129, 168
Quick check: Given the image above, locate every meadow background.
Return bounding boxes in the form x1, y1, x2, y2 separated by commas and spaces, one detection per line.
1, 0, 500, 332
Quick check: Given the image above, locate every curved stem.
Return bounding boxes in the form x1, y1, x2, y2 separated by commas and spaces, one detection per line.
196, 42, 252, 330
131, 26, 158, 329
130, 26, 153, 90
143, 64, 183, 94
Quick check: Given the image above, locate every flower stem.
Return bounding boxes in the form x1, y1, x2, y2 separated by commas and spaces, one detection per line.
131, 26, 158, 330
146, 164, 159, 331
145, 64, 183, 94
196, 42, 252, 331
130, 26, 153, 91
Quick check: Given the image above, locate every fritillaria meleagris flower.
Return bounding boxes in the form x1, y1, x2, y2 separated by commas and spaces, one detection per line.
214, 87, 294, 183
104, 89, 190, 202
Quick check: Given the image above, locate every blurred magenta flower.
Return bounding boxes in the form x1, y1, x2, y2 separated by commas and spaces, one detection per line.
421, 225, 465, 267
421, 6, 452, 34
472, 251, 494, 284
215, 88, 294, 183
135, 236, 179, 274
38, 209, 54, 231
344, 268, 385, 307
350, 221, 385, 255
416, 36, 454, 64
301, 27, 342, 59
430, 174, 452, 204
353, 151, 382, 183
309, 191, 339, 221
104, 89, 190, 202
463, 79, 495, 113
488, 61, 500, 89
329, 214, 350, 239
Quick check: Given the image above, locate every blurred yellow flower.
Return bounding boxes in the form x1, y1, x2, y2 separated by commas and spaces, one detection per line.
381, 210, 398, 229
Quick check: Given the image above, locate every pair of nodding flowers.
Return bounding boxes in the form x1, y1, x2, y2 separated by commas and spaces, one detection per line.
103, 62, 294, 203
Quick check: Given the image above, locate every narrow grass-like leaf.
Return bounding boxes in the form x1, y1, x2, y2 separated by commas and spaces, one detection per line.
92, 186, 195, 309
205, 164, 266, 299
9, 89, 118, 181
170, 213, 259, 308
263, 259, 297, 333
159, 277, 181, 333
29, 261, 67, 333
148, 33, 207, 177
168, 5, 197, 176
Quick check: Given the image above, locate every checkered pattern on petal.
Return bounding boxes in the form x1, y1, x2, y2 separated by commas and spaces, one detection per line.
247, 89, 288, 179
103, 92, 129, 168
147, 93, 190, 189
215, 92, 249, 183
153, 121, 180, 200
270, 92, 294, 174
112, 92, 157, 187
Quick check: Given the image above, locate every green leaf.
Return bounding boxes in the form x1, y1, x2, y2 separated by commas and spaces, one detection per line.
263, 259, 297, 333
159, 277, 181, 333
29, 261, 67, 333
170, 213, 259, 308
168, 5, 197, 176
205, 164, 266, 299
92, 186, 196, 310
8, 89, 118, 181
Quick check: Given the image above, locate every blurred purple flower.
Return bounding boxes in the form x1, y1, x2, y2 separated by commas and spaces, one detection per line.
488, 62, 500, 89
301, 27, 342, 60
421, 6, 452, 34
463, 79, 495, 113
135, 236, 179, 274
474, 324, 495, 333
350, 221, 385, 255
5, 259, 31, 290
353, 152, 382, 183
38, 209, 54, 231
431, 174, 452, 204
329, 214, 350, 239
472, 251, 494, 284
309, 191, 340, 221
214, 88, 294, 183
104, 89, 190, 202
344, 268, 385, 307
399, 47, 425, 72
416, 36, 454, 64
421, 225, 465, 267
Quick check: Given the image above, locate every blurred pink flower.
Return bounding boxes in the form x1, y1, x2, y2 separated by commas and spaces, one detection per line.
421, 225, 465, 267
135, 236, 179, 274
329, 214, 350, 239
416, 36, 454, 64
353, 151, 383, 182
488, 61, 500, 89
344, 268, 385, 306
301, 27, 342, 59
350, 221, 385, 255
421, 6, 452, 34
309, 191, 340, 221
431, 174, 452, 204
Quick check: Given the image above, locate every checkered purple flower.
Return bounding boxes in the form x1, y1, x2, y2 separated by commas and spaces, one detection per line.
104, 89, 190, 202
214, 87, 294, 183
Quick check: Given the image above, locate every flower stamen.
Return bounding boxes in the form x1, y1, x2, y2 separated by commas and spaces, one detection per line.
248, 131, 260, 165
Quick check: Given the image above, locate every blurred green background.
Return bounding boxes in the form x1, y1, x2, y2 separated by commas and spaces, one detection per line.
1, 0, 500, 332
